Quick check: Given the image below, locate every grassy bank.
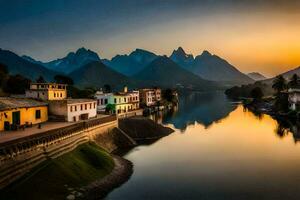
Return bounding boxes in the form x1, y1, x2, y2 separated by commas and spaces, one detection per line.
0, 142, 114, 200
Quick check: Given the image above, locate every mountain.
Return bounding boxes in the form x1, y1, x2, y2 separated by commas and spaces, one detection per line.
0, 48, 57, 81
133, 56, 219, 90
169, 47, 194, 70
261, 66, 300, 85
105, 49, 157, 76
170, 48, 253, 85
69, 61, 134, 89
247, 72, 266, 81
24, 47, 101, 74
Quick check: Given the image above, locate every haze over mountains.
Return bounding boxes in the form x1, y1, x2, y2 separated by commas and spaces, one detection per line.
247, 72, 266, 81
0, 46, 274, 91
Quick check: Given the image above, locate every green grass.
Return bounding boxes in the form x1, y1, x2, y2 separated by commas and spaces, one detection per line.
0, 142, 114, 200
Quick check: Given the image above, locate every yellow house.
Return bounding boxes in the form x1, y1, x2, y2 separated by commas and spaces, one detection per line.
0, 97, 48, 131
25, 83, 67, 101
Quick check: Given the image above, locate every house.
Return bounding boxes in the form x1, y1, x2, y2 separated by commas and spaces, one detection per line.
288, 88, 300, 110
139, 88, 161, 107
0, 97, 48, 131
48, 99, 97, 122
26, 83, 67, 101
94, 91, 113, 112
105, 86, 140, 114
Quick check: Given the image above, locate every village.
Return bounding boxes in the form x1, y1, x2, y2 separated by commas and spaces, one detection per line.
0, 82, 168, 134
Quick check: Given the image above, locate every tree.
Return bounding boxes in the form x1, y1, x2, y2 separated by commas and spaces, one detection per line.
105, 104, 115, 114
0, 63, 8, 87
3, 74, 31, 94
162, 88, 178, 104
54, 75, 74, 85
288, 74, 299, 89
272, 75, 287, 94
250, 87, 264, 101
36, 75, 46, 83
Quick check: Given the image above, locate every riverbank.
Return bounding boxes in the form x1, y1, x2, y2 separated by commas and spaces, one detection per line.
0, 116, 174, 199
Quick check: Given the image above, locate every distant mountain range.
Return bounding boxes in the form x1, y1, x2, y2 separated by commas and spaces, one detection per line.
133, 56, 219, 90
69, 61, 133, 89
0, 46, 267, 90
170, 47, 254, 85
0, 48, 57, 81
247, 72, 266, 81
103, 49, 157, 76
22, 47, 101, 74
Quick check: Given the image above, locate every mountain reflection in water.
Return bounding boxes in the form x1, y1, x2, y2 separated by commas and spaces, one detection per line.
150, 91, 237, 131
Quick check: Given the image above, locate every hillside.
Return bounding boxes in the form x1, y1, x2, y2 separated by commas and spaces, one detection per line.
23, 47, 101, 74
0, 48, 57, 81
69, 61, 134, 89
134, 56, 220, 90
170, 48, 253, 85
105, 49, 157, 76
247, 72, 266, 81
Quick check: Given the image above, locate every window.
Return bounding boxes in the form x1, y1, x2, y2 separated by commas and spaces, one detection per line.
35, 110, 41, 119
124, 97, 126, 102
85, 104, 87, 110
90, 103, 92, 109
100, 99, 103, 105
104, 99, 108, 104
81, 105, 83, 110
75, 106, 77, 111
97, 100, 99, 106
60, 93, 62, 97
114, 98, 117, 103
94, 102, 96, 108
70, 106, 73, 112
54, 93, 56, 97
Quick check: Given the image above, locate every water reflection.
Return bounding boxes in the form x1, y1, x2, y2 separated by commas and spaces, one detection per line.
108, 103, 300, 200
150, 91, 237, 131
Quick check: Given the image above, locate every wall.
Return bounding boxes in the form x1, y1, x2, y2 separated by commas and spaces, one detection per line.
48, 101, 68, 120
67, 102, 97, 122
48, 89, 67, 100
0, 116, 130, 189
0, 106, 48, 131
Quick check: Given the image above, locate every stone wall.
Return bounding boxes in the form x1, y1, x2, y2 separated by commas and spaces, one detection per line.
0, 115, 135, 189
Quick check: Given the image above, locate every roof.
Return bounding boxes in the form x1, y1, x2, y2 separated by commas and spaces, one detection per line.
30, 82, 67, 86
0, 97, 48, 111
66, 99, 97, 104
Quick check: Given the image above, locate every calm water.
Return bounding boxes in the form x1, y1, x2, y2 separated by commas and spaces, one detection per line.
107, 91, 300, 200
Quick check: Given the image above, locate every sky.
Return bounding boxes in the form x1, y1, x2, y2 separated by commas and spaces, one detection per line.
1, 0, 300, 77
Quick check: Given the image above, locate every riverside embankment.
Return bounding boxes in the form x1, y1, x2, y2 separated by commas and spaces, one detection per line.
0, 115, 174, 200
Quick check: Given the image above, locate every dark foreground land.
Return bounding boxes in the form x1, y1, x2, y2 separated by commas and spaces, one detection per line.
0, 116, 174, 200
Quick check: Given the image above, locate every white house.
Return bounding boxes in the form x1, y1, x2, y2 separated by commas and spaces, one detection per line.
288, 88, 300, 110
94, 91, 113, 112
48, 99, 97, 122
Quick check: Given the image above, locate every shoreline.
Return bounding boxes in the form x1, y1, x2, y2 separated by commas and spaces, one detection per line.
83, 155, 133, 200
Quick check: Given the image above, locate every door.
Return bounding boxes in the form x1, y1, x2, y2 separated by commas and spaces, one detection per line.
12, 111, 21, 126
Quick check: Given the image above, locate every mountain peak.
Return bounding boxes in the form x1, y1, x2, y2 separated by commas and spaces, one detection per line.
200, 50, 212, 57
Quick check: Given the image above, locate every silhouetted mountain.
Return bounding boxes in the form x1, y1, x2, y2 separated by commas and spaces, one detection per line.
134, 56, 219, 90
105, 49, 157, 76
0, 48, 57, 81
24, 47, 101, 74
69, 61, 134, 89
261, 66, 300, 85
170, 47, 194, 70
170, 48, 253, 85
247, 72, 266, 81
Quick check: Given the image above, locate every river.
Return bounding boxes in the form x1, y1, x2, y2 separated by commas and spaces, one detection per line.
107, 91, 300, 200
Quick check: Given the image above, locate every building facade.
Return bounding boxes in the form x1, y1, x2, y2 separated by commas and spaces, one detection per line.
48, 99, 97, 122
94, 91, 113, 112
139, 88, 161, 107
0, 98, 48, 131
26, 83, 67, 101
288, 88, 300, 110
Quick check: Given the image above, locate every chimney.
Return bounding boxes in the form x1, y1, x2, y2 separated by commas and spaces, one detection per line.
124, 86, 128, 93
